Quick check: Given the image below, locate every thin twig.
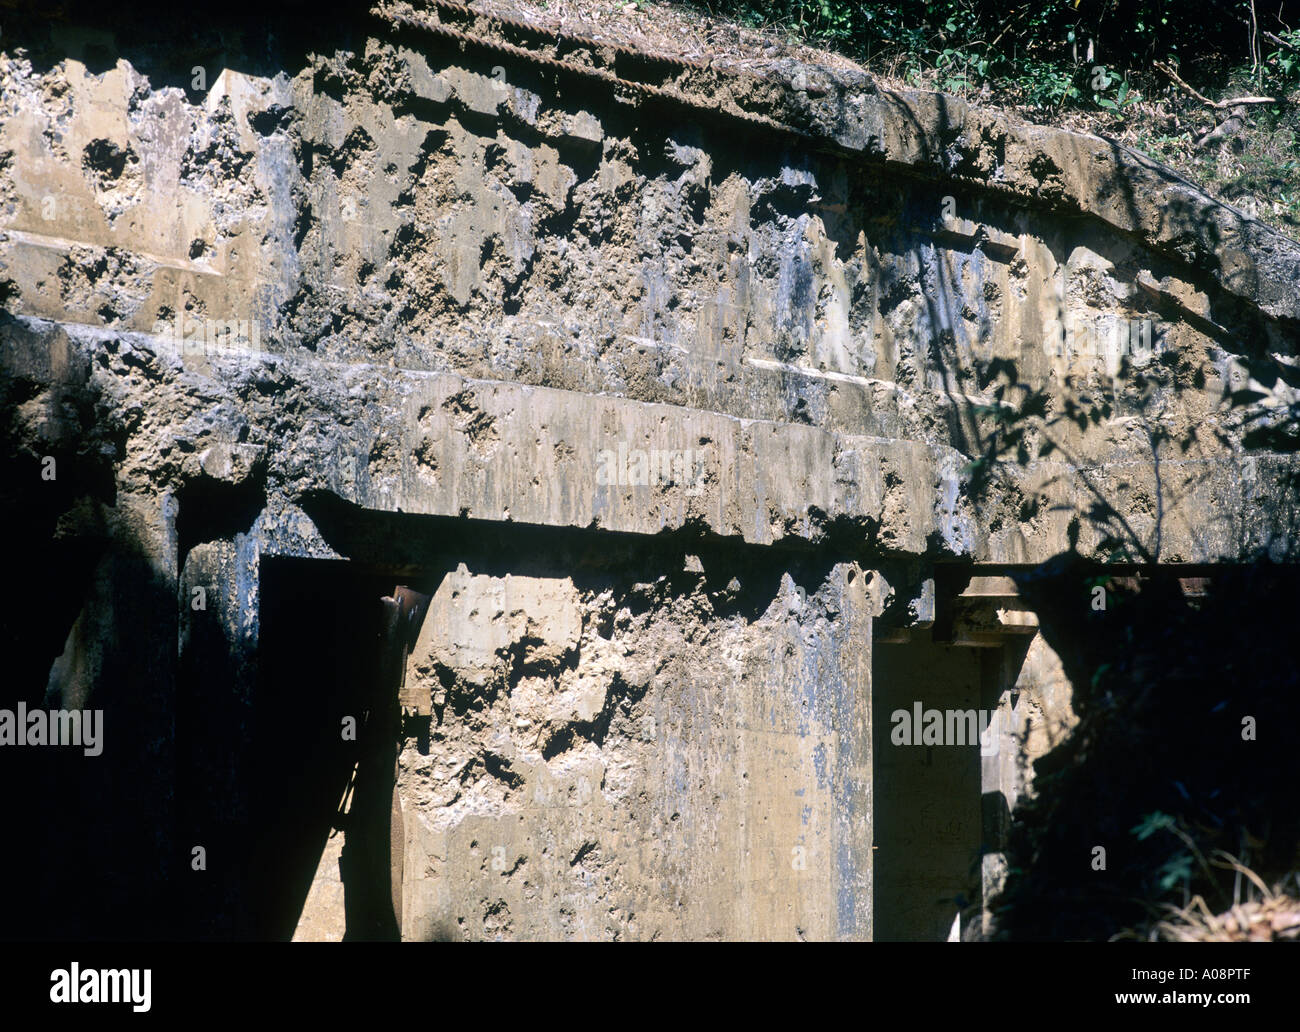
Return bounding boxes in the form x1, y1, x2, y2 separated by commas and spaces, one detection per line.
1233, 11, 1300, 56
1209, 850, 1274, 900
1264, 27, 1300, 54
992, 416, 1154, 563
1154, 59, 1276, 108
987, 4, 1031, 52
1250, 0, 1261, 80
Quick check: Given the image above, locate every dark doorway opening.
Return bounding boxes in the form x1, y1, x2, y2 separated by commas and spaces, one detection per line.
872, 634, 988, 940
241, 556, 411, 940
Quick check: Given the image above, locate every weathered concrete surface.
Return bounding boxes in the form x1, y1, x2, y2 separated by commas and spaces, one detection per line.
370, 559, 872, 941
4, 31, 1296, 562
1, 3, 1297, 940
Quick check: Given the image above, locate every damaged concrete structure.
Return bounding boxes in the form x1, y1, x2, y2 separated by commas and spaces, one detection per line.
2, 1, 1297, 941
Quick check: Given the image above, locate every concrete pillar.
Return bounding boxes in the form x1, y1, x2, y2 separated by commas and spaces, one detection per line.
177, 531, 260, 938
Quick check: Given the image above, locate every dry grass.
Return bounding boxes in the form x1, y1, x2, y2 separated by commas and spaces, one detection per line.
1115, 854, 1300, 942
1150, 893, 1300, 942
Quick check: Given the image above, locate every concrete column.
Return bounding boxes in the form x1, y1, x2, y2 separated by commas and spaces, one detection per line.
739, 560, 873, 940
177, 530, 260, 938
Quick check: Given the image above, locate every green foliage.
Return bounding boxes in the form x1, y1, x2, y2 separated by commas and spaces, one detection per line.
1157, 857, 1194, 891
1132, 811, 1177, 841
1094, 73, 1141, 115
692, 1, 1298, 113
1007, 57, 1077, 108
1263, 27, 1300, 93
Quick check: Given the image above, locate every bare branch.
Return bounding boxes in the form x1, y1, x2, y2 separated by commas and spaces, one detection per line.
1154, 60, 1276, 109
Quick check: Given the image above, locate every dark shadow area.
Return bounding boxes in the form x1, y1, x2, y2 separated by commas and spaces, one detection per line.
0, 358, 177, 940
0, 375, 114, 705
872, 629, 1019, 941
992, 558, 1300, 940
175, 476, 265, 574
7, 1, 375, 90
241, 557, 427, 941
298, 489, 872, 625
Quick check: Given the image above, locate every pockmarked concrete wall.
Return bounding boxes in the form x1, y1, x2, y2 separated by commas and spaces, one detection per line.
377, 560, 870, 941
1, 3, 1296, 939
